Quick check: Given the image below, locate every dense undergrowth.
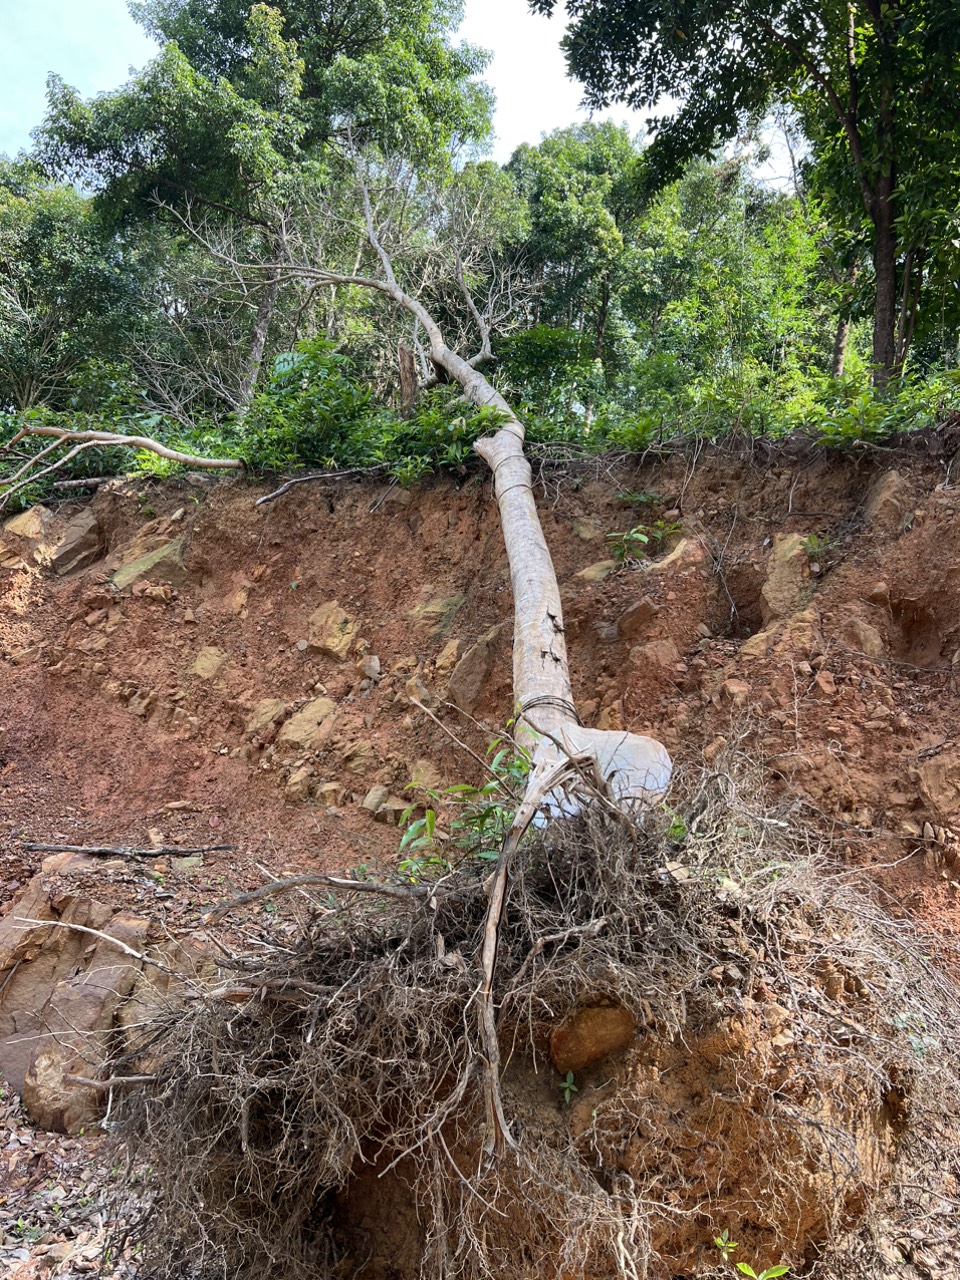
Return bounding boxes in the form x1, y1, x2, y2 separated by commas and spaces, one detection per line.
4, 333, 960, 515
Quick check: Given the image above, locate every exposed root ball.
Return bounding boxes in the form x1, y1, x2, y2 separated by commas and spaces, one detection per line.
117, 768, 960, 1279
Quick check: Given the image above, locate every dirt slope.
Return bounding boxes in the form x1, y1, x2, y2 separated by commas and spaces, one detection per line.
2, 438, 960, 1275
2, 441, 959, 929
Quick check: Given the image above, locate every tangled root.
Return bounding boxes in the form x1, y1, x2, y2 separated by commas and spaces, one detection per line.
116, 763, 960, 1279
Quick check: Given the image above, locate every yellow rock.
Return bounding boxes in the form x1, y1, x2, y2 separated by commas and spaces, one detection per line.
192, 647, 227, 679
245, 698, 287, 736
277, 698, 336, 751
573, 559, 617, 583
308, 601, 359, 660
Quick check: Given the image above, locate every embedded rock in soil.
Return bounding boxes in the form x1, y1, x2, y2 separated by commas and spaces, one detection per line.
630, 638, 680, 670
409, 759, 443, 791
112, 536, 186, 590
362, 784, 390, 814
759, 532, 810, 624
916, 748, 960, 821
308, 601, 359, 660
407, 591, 466, 634
47, 509, 104, 576
1, 503, 54, 567
361, 785, 407, 824
0, 867, 151, 1132
191, 646, 228, 679
277, 697, 336, 751
841, 616, 886, 657
550, 1005, 636, 1073
616, 597, 660, 640
446, 626, 500, 714
639, 536, 707, 575
433, 638, 461, 679
573, 559, 617, 582
284, 765, 316, 803
573, 517, 603, 542
245, 698, 287, 737
864, 469, 911, 528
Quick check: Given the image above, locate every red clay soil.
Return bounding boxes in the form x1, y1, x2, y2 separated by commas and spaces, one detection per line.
2, 444, 959, 936
3, 439, 960, 1277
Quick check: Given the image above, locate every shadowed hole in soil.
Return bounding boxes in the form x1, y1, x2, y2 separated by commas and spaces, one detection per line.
888, 597, 948, 667
111, 762, 960, 1280
710, 560, 766, 638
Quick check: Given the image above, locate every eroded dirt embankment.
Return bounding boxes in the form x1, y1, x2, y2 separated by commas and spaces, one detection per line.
3, 442, 960, 931
3, 439, 960, 1277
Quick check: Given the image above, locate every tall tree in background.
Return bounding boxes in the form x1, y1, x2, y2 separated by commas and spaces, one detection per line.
38, 5, 309, 413
531, 0, 960, 387
130, 0, 491, 161
0, 160, 153, 410
37, 3, 491, 414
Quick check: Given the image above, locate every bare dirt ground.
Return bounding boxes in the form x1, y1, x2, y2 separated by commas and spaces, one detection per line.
2, 435, 960, 1276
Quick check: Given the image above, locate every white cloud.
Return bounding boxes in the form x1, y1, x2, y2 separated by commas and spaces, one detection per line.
458, 0, 653, 162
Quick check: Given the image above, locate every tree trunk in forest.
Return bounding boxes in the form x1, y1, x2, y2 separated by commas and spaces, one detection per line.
594, 278, 610, 360
831, 261, 859, 379
832, 312, 852, 379
237, 247, 282, 413
871, 178, 897, 389
398, 343, 419, 418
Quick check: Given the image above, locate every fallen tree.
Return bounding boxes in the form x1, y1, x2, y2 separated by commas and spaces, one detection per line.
2, 152, 673, 1149
0, 422, 243, 515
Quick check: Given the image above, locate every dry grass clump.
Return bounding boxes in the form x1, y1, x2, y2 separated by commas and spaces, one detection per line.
115, 762, 960, 1280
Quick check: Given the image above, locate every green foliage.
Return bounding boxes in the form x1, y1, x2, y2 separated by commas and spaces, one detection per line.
712, 1228, 789, 1279
37, 6, 307, 223
615, 489, 661, 508
238, 338, 373, 470
0, 162, 153, 410
531, 0, 960, 380
239, 337, 512, 480
131, 0, 492, 162
606, 519, 681, 562
396, 739, 532, 881
558, 1071, 578, 1104
714, 1230, 737, 1260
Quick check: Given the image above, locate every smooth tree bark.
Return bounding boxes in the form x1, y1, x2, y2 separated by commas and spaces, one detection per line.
236, 229, 287, 413
236, 262, 281, 412
831, 260, 860, 378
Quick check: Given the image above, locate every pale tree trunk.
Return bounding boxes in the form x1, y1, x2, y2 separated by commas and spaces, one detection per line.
1, 424, 243, 513
236, 258, 281, 413
831, 260, 859, 378
305, 251, 672, 1154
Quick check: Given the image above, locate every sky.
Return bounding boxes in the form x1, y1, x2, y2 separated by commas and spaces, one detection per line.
0, 0, 649, 163
0, 0, 156, 158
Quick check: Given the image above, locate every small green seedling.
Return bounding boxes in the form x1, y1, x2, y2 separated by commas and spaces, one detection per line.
558, 1070, 578, 1104
607, 519, 682, 562
664, 805, 688, 842
615, 489, 661, 508
801, 533, 830, 559
714, 1230, 737, 1260
714, 1228, 789, 1279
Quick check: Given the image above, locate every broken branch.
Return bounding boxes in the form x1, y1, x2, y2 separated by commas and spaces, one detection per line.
22, 842, 235, 858
203, 872, 431, 921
